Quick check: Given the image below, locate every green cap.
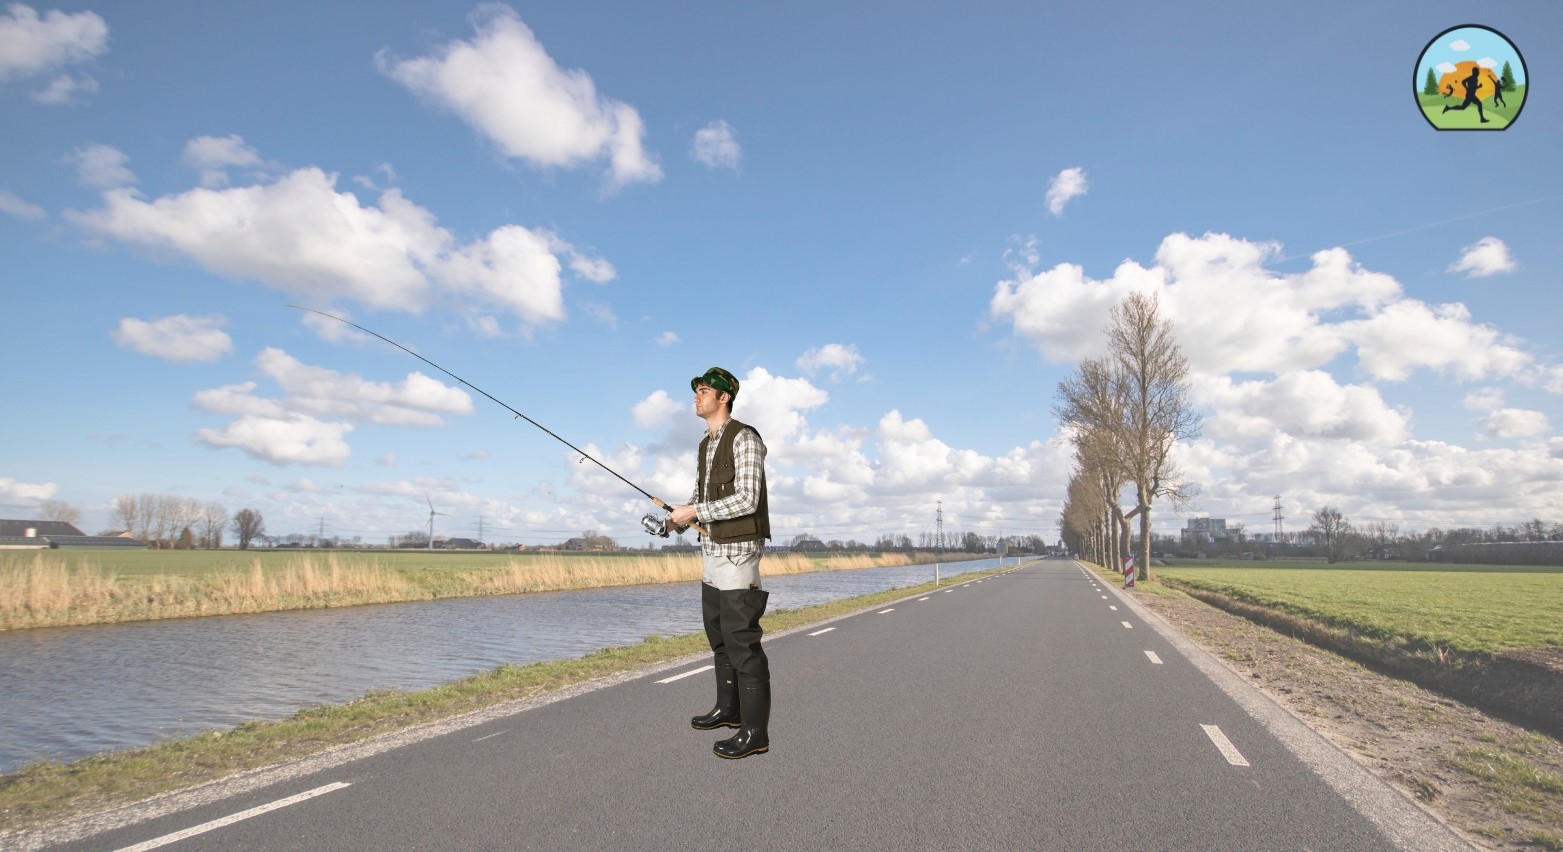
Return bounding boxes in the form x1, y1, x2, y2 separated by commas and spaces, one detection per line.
691, 366, 739, 399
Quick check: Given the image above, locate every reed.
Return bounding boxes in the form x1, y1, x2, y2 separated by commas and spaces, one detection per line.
0, 550, 926, 630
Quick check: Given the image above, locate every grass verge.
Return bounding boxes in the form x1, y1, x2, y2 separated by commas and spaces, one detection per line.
0, 564, 1009, 834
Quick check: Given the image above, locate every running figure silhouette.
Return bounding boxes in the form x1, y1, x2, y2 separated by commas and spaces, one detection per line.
1488, 74, 1507, 108
1443, 66, 1490, 122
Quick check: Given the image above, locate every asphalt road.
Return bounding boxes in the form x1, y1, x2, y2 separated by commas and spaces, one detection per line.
30, 559, 1473, 851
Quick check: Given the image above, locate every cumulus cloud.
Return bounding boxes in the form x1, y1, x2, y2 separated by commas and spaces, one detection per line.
192, 348, 475, 466
183, 134, 266, 187
655, 331, 679, 347
1481, 409, 1551, 439
1045, 167, 1087, 215
1435, 61, 1458, 75
0, 476, 57, 503
1450, 39, 1470, 51
990, 231, 1527, 383
692, 120, 741, 170
632, 389, 683, 428
69, 163, 601, 327
67, 143, 135, 188
1447, 236, 1516, 277
112, 314, 233, 362
0, 189, 46, 220
377, 5, 661, 190
796, 343, 865, 381
30, 71, 95, 104
0, 4, 107, 96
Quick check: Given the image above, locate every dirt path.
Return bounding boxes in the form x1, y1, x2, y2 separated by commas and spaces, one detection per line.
1131, 583, 1563, 851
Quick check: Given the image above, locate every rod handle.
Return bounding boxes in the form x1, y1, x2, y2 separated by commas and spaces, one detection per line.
652, 497, 710, 537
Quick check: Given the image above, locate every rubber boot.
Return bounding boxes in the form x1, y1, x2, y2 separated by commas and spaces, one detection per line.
712, 680, 770, 759
690, 664, 741, 730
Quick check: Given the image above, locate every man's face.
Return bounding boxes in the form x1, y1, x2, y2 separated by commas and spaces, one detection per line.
694, 383, 727, 418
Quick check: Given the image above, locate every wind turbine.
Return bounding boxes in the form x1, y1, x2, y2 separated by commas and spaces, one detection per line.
425, 493, 450, 550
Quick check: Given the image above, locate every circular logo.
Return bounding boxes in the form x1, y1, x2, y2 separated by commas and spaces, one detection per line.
1414, 24, 1527, 130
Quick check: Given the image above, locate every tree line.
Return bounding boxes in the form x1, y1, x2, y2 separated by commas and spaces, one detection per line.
1055, 292, 1200, 580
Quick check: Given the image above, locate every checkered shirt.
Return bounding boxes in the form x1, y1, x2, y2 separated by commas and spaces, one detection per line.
689, 420, 767, 558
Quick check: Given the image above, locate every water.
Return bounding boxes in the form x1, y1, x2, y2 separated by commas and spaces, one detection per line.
0, 558, 1007, 772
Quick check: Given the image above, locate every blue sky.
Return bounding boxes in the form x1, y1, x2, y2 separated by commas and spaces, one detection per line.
3, 1, 1560, 547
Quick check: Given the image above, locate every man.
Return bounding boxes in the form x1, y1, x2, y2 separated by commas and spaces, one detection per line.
669, 367, 772, 759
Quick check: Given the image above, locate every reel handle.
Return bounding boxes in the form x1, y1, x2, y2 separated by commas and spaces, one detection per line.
652, 497, 709, 537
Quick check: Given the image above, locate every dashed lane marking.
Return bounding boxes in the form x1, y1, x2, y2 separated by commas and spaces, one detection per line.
1144, 650, 1162, 664
114, 783, 352, 852
471, 729, 510, 742
1121, 621, 1133, 629
656, 665, 714, 684
1109, 605, 1118, 611
1201, 724, 1251, 767
878, 608, 895, 614
808, 627, 836, 636
918, 597, 930, 601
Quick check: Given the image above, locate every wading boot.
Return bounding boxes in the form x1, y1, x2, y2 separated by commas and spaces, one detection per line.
690, 664, 741, 730
712, 680, 769, 759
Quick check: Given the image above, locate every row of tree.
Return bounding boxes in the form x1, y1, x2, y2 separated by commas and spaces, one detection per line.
1055, 293, 1200, 580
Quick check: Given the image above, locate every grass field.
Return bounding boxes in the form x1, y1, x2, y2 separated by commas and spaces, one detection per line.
1417, 85, 1526, 129
1155, 560, 1562, 655
0, 549, 971, 631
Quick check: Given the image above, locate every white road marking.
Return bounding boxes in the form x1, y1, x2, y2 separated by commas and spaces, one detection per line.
656, 665, 713, 684
1121, 621, 1133, 629
943, 589, 953, 593
878, 608, 895, 614
1100, 595, 1107, 599
918, 597, 930, 601
471, 729, 510, 742
114, 783, 351, 852
1144, 650, 1163, 664
1109, 605, 1118, 611
1202, 724, 1251, 767
808, 627, 836, 636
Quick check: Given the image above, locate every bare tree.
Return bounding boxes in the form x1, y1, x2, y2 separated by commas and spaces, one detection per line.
1056, 357, 1132, 569
38, 499, 82, 526
232, 508, 265, 550
1106, 292, 1199, 581
200, 502, 229, 549
113, 494, 140, 535
1309, 506, 1355, 563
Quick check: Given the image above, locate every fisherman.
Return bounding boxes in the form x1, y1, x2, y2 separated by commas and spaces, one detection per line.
669, 367, 773, 759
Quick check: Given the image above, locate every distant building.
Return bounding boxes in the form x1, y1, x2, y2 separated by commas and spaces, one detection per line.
0, 519, 147, 549
1180, 517, 1230, 545
439, 538, 484, 550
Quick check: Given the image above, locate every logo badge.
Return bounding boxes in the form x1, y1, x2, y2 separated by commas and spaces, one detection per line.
1415, 25, 1527, 130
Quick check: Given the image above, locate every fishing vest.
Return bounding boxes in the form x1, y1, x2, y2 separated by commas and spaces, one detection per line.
697, 418, 771, 545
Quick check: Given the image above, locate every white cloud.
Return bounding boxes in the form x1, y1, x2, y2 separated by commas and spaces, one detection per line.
70, 165, 594, 326
796, 343, 865, 381
112, 314, 233, 362
655, 331, 679, 347
183, 134, 265, 187
1481, 408, 1551, 439
1045, 167, 1088, 215
0, 476, 57, 503
1447, 236, 1515, 277
377, 453, 397, 467
692, 120, 741, 170
67, 143, 135, 188
0, 5, 107, 82
192, 348, 476, 467
30, 71, 95, 103
580, 300, 617, 328
632, 389, 683, 428
0, 189, 45, 220
1450, 39, 1470, 51
1478, 57, 1498, 69
377, 5, 661, 190
1462, 387, 1504, 411
991, 231, 1528, 383
1194, 371, 1408, 445
1436, 61, 1458, 75
196, 414, 355, 467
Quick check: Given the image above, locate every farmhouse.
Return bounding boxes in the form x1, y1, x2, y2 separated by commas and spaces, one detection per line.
0, 519, 148, 549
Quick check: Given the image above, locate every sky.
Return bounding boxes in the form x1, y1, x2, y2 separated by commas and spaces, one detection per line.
3, 1, 1561, 548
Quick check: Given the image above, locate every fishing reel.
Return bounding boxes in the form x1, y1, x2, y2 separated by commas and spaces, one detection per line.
641, 512, 670, 538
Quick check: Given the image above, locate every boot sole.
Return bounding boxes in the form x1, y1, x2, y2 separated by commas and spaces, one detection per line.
690, 721, 741, 730
713, 744, 768, 759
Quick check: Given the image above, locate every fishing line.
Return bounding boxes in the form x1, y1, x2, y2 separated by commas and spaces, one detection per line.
287, 306, 704, 536
1271, 192, 1563, 264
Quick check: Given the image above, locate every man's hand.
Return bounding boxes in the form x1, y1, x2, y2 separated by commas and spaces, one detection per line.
669, 504, 699, 529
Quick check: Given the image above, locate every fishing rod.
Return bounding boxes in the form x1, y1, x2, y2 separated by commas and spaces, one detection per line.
287, 306, 704, 538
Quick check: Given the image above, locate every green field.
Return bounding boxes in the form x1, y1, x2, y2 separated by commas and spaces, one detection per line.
1156, 560, 1563, 654
1417, 84, 1526, 129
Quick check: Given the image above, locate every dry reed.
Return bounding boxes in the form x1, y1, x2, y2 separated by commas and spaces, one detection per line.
0, 550, 924, 630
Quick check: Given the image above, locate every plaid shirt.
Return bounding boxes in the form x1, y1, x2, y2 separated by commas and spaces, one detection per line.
689, 419, 767, 558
